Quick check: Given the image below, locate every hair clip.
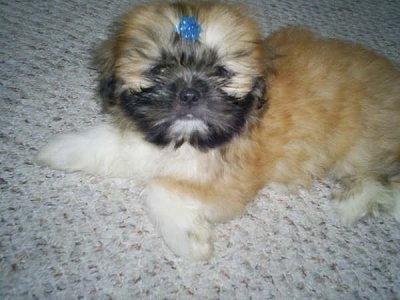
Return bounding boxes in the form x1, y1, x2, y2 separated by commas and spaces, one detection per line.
176, 16, 202, 41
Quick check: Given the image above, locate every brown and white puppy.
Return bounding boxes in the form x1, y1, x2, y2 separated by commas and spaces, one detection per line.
38, 1, 400, 260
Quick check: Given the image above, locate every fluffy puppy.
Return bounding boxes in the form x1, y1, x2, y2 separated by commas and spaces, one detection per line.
38, 1, 400, 259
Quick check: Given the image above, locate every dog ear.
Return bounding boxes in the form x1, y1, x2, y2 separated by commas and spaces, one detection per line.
92, 39, 119, 111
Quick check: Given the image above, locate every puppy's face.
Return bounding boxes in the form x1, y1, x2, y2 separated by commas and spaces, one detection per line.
96, 2, 267, 150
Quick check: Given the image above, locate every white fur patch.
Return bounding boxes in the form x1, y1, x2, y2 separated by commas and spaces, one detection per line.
37, 124, 161, 181
333, 178, 400, 223
145, 182, 213, 260
169, 119, 209, 138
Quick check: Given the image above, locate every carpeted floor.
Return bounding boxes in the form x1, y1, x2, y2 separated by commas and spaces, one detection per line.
1, 0, 399, 299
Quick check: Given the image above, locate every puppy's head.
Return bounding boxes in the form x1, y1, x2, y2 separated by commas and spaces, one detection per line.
95, 1, 268, 150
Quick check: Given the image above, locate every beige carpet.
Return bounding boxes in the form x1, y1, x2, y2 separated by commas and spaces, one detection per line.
1, 0, 399, 298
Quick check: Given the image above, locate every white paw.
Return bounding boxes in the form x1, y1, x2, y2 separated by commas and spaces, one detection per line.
37, 133, 95, 172
37, 125, 126, 176
159, 216, 214, 260
37, 124, 163, 179
332, 194, 369, 224
145, 183, 214, 260
332, 178, 396, 223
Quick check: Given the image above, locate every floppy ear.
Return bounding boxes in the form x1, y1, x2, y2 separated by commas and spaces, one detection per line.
92, 39, 119, 111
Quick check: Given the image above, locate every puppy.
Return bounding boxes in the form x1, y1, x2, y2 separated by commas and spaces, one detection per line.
38, 1, 400, 260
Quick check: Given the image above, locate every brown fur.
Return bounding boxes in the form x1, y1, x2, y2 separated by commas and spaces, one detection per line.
152, 25, 400, 222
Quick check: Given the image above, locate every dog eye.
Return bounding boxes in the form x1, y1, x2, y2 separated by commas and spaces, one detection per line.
150, 64, 169, 75
214, 66, 231, 78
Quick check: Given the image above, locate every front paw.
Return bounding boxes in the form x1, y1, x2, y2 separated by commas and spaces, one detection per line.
37, 125, 123, 175
145, 183, 214, 260
37, 133, 94, 172
159, 216, 214, 260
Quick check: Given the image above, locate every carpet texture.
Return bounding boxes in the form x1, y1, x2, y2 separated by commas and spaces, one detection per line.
1, 0, 400, 299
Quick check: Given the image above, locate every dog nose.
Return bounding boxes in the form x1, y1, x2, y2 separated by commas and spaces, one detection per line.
179, 88, 201, 105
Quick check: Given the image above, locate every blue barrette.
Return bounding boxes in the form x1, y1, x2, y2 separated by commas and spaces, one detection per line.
176, 16, 202, 41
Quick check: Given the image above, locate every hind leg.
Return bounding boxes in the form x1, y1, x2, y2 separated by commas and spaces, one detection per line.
332, 175, 400, 223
